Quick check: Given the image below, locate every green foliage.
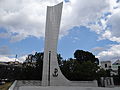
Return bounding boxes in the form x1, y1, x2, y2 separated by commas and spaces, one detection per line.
0, 50, 102, 81
74, 50, 99, 65
57, 54, 63, 65
97, 68, 107, 77
118, 66, 120, 77
21, 52, 43, 80
60, 59, 99, 81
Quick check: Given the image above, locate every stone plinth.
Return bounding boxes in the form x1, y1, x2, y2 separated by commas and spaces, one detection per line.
19, 86, 120, 90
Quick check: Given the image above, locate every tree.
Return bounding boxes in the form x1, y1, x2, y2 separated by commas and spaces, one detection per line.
97, 68, 107, 77
118, 66, 120, 78
35, 52, 43, 80
74, 50, 99, 64
59, 50, 100, 81
57, 54, 63, 66
20, 52, 44, 80
60, 60, 99, 81
15, 50, 100, 81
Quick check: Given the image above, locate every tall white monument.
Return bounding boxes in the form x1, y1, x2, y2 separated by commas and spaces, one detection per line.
9, 2, 118, 90
41, 2, 69, 86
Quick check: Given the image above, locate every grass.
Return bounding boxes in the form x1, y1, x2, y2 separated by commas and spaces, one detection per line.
0, 82, 13, 90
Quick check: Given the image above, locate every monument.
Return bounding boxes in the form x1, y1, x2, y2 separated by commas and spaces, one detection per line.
9, 2, 119, 90
41, 2, 97, 87
42, 2, 69, 86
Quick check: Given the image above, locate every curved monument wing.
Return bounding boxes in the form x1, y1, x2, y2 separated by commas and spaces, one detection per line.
42, 2, 70, 86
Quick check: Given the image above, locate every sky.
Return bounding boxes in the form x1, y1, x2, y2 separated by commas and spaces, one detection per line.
0, 0, 120, 63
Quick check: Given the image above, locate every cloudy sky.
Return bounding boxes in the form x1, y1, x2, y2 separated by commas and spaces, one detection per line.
0, 0, 120, 63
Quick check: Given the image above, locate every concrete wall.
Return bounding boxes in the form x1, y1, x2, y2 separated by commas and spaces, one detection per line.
19, 86, 120, 90
9, 80, 42, 90
9, 80, 17, 90
10, 80, 98, 90
70, 80, 98, 87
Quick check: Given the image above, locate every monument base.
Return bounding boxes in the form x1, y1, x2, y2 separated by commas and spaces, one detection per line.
9, 80, 118, 90
19, 86, 120, 90
9, 80, 98, 90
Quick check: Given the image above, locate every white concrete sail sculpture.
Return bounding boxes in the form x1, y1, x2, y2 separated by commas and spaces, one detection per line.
42, 2, 69, 86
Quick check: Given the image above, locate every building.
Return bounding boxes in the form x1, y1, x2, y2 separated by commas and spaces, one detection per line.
100, 60, 120, 75
112, 60, 120, 75
100, 61, 112, 70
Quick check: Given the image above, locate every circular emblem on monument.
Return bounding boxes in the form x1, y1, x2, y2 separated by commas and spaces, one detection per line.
52, 68, 58, 77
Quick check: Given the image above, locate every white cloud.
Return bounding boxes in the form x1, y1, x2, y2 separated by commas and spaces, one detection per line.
92, 47, 105, 52
89, 24, 103, 34
99, 30, 111, 40
10, 33, 28, 42
0, 45, 27, 62
0, 56, 14, 62
0, 55, 27, 63
0, 46, 11, 56
107, 12, 120, 37
61, 0, 110, 35
94, 0, 120, 43
0, 0, 119, 43
0, 0, 120, 61
0, 0, 62, 42
97, 44, 120, 61
18, 55, 27, 63
0, 0, 111, 42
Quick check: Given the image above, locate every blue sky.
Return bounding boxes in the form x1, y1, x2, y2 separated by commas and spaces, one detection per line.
0, 0, 120, 62
58, 26, 118, 59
